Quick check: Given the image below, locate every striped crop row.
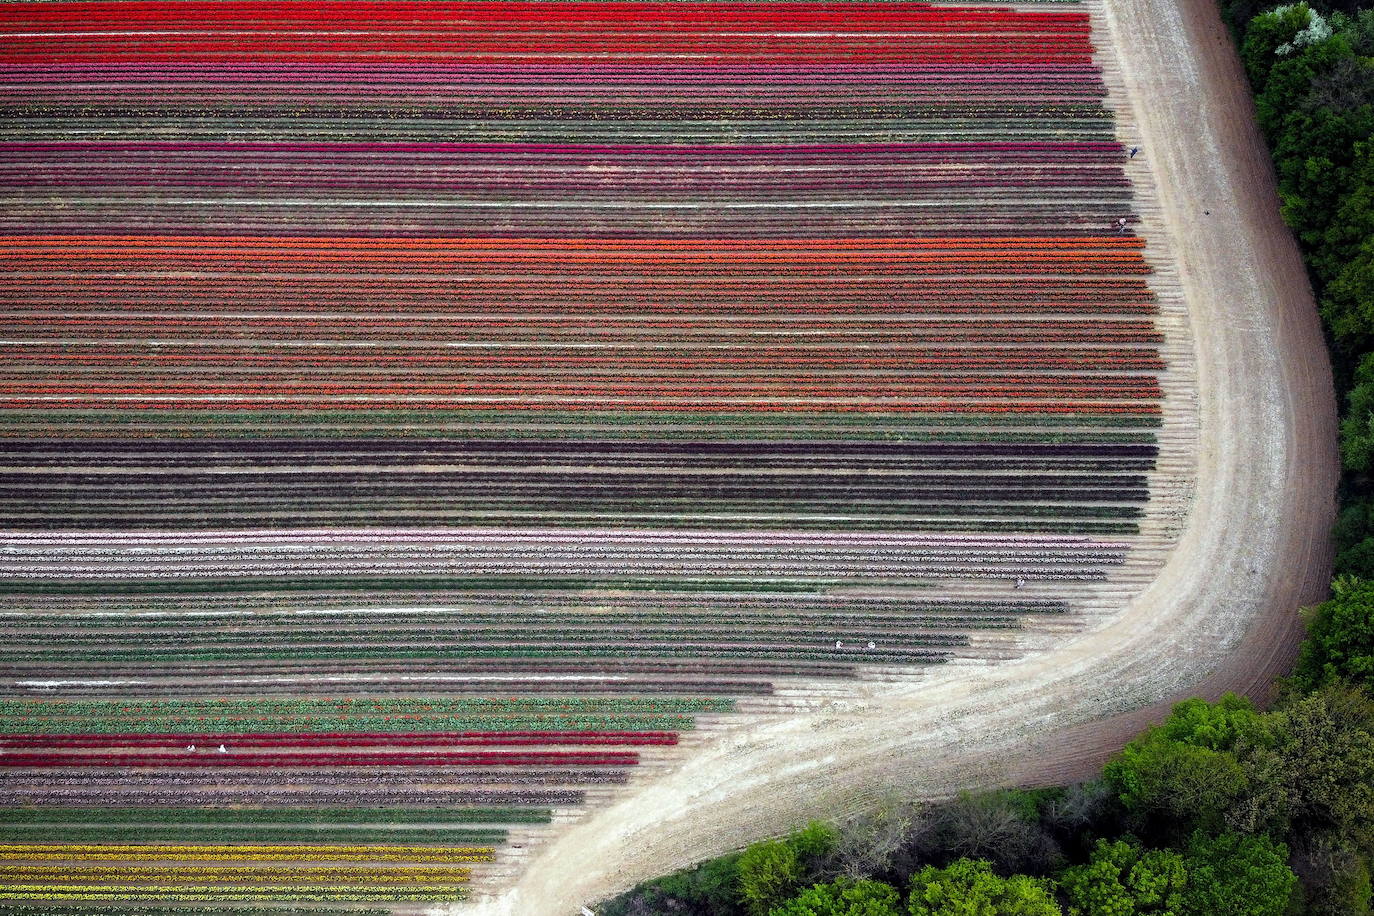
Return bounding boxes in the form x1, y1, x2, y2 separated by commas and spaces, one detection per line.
0, 0, 1173, 906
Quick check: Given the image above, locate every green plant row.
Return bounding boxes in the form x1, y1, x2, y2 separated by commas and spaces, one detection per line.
0, 714, 704, 735
0, 646, 953, 665
0, 808, 549, 826
10, 629, 982, 648
0, 697, 732, 716
5, 607, 1059, 629
0, 827, 508, 846
0, 890, 466, 903
0, 594, 1068, 616
0, 577, 833, 596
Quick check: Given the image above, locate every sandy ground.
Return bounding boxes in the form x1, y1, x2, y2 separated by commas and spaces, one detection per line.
445, 1, 1339, 912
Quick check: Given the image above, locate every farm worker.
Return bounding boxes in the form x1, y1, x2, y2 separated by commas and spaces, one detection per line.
217, 744, 227, 753
186, 744, 196, 751
1129, 146, 1140, 158
835, 640, 843, 649
1116, 217, 1128, 233
867, 641, 876, 650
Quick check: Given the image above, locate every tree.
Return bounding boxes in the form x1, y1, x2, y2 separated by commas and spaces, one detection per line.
1258, 685, 1374, 843
740, 839, 806, 916
1319, 140, 1374, 352
1294, 576, 1374, 689
1106, 681, 1374, 846
1039, 783, 1122, 861
1102, 695, 1268, 835
1241, 3, 1319, 87
833, 800, 926, 880
739, 822, 839, 916
1138, 694, 1269, 751
1290, 835, 1373, 916
1058, 838, 1187, 916
1040, 783, 1116, 836
770, 878, 904, 916
1179, 832, 1298, 916
1331, 501, 1374, 578
926, 791, 1062, 876
1241, 3, 1374, 300
907, 859, 1061, 916
1327, 237, 1374, 360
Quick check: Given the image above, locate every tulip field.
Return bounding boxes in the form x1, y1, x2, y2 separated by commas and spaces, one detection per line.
0, 0, 1183, 909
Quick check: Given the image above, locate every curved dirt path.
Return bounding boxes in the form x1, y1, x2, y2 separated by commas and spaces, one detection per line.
454, 1, 1338, 912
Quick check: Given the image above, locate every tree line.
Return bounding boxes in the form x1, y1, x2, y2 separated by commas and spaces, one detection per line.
1230, 3, 1374, 575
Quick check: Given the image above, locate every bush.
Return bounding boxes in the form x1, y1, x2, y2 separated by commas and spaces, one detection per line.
588, 851, 746, 916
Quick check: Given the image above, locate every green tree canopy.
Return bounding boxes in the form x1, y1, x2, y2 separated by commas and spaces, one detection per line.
739, 822, 839, 916
770, 878, 904, 916
1239, 684, 1374, 842
1179, 832, 1298, 916
1059, 837, 1187, 916
1241, 2, 1322, 87
1327, 234, 1374, 360
1295, 576, 1374, 688
907, 859, 1061, 916
1102, 695, 1269, 833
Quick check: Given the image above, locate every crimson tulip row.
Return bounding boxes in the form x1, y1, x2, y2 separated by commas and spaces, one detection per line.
0, 3, 1091, 29
0, 696, 731, 715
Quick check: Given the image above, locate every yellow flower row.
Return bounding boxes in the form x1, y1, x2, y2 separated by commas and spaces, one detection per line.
0, 845, 494, 863
0, 866, 473, 883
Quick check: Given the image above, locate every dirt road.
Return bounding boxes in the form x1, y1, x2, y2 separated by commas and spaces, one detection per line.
450, 1, 1338, 912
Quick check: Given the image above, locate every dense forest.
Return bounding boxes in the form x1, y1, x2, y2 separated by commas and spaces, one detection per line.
1227, 2, 1374, 575
596, 4, 1374, 914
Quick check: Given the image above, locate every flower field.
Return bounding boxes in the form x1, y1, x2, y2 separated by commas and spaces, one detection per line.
0, 0, 1179, 909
